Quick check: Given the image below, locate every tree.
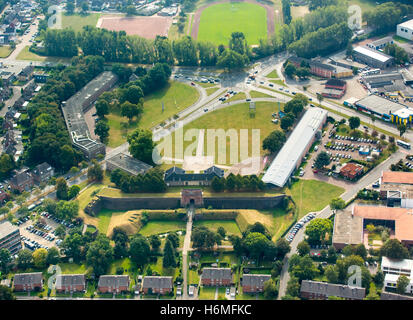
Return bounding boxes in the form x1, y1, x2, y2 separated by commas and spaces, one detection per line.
54, 225, 66, 239
66, 1, 75, 14
61, 232, 84, 262
262, 130, 286, 154
354, 244, 368, 260
263, 279, 278, 299
56, 177, 68, 200
163, 239, 177, 268
282, 0, 292, 25
365, 282, 380, 300
128, 129, 156, 164
243, 232, 270, 260
123, 85, 144, 105
166, 232, 180, 249
291, 255, 320, 281
0, 154, 14, 179
280, 113, 295, 131
211, 177, 225, 192
305, 218, 333, 244
397, 275, 410, 294
314, 151, 330, 169
191, 226, 219, 249
121, 101, 142, 123
297, 241, 311, 256
125, 4, 137, 16
68, 185, 80, 199
348, 116, 361, 130
56, 200, 79, 220
94, 120, 110, 142
86, 234, 114, 277
286, 276, 300, 297
275, 238, 291, 259
316, 93, 323, 107
87, 160, 103, 182
149, 234, 161, 251
216, 49, 248, 70
17, 249, 33, 269
398, 124, 407, 137
129, 234, 151, 266
0, 249, 11, 273
95, 100, 109, 118
217, 226, 226, 238
380, 239, 409, 259
81, 1, 88, 13
325, 265, 339, 283
46, 247, 60, 265
0, 285, 15, 300
112, 227, 129, 258
330, 197, 345, 210
284, 63, 297, 78
32, 248, 48, 269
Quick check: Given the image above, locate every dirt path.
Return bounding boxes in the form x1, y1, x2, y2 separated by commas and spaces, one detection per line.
191, 0, 275, 40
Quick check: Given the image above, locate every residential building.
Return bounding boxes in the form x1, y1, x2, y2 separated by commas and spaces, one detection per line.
142, 276, 173, 295
262, 107, 327, 187
0, 189, 8, 203
164, 166, 224, 187
33, 72, 49, 83
106, 152, 153, 176
97, 275, 130, 294
17, 65, 33, 82
201, 268, 232, 286
381, 257, 413, 294
31, 162, 54, 184
242, 274, 271, 293
339, 163, 364, 180
381, 291, 413, 300
300, 280, 365, 300
55, 274, 86, 293
0, 221, 22, 254
13, 272, 43, 292
353, 46, 394, 68
9, 168, 34, 192
397, 19, 413, 41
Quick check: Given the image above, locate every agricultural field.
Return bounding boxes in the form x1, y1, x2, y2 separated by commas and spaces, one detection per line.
61, 13, 101, 32
107, 81, 199, 147
195, 2, 268, 46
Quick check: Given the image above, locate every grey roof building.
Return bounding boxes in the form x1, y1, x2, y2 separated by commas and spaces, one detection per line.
31, 162, 54, 183
142, 276, 173, 293
97, 275, 130, 293
61, 71, 117, 160
106, 152, 153, 176
0, 221, 21, 254
242, 274, 271, 292
353, 46, 394, 68
55, 274, 86, 292
380, 291, 413, 300
164, 166, 224, 186
202, 268, 232, 283
13, 272, 43, 291
300, 280, 366, 300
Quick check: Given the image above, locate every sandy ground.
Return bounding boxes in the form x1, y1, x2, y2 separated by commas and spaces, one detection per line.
98, 16, 173, 38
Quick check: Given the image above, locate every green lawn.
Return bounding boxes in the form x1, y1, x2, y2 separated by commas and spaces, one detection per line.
0, 46, 13, 58
16, 46, 46, 61
196, 2, 268, 45
96, 209, 114, 235
193, 220, 241, 236
393, 35, 410, 44
168, 101, 284, 165
139, 221, 186, 236
225, 92, 246, 103
107, 81, 199, 147
265, 69, 279, 78
347, 0, 376, 13
206, 87, 220, 96
269, 79, 286, 87
199, 286, 217, 300
59, 263, 89, 274
249, 90, 273, 99
61, 13, 101, 32
288, 179, 345, 218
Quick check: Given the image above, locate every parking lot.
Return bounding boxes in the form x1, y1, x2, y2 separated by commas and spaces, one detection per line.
285, 212, 315, 243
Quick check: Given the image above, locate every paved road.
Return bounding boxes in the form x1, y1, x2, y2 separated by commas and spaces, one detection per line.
181, 205, 194, 300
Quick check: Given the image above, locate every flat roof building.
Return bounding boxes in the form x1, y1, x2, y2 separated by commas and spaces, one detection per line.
61, 71, 117, 160
353, 46, 394, 68
0, 221, 21, 254
332, 209, 364, 250
106, 152, 153, 176
262, 107, 327, 187
382, 257, 413, 294
397, 19, 413, 41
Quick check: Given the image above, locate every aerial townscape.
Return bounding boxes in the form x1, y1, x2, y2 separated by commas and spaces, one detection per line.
2, 0, 413, 306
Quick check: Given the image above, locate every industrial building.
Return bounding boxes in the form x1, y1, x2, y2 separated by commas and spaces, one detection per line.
353, 46, 394, 69
61, 72, 117, 160
366, 36, 394, 51
322, 79, 347, 99
354, 94, 413, 124
262, 107, 327, 187
397, 19, 413, 41
288, 56, 352, 79
0, 221, 22, 254
380, 171, 413, 208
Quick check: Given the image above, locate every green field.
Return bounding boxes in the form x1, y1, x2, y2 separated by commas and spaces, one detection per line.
139, 221, 186, 236
249, 90, 273, 99
168, 101, 284, 165
288, 179, 344, 218
107, 81, 199, 147
0, 46, 13, 58
193, 220, 241, 236
61, 13, 101, 32
196, 2, 267, 46
16, 46, 46, 61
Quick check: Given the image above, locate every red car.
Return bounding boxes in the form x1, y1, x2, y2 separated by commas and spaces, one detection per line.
191, 82, 195, 86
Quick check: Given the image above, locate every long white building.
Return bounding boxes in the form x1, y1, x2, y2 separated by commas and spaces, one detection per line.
262, 107, 327, 187
382, 257, 413, 294
397, 19, 413, 41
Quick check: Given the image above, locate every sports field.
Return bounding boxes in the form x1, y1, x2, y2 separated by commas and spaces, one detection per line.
62, 13, 101, 32
195, 2, 268, 46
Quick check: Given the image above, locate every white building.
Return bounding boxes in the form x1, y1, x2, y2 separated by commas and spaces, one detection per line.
262, 107, 327, 187
381, 257, 413, 294
397, 19, 413, 41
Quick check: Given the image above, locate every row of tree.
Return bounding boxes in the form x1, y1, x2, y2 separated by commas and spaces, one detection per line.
210, 173, 266, 193
110, 167, 166, 193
